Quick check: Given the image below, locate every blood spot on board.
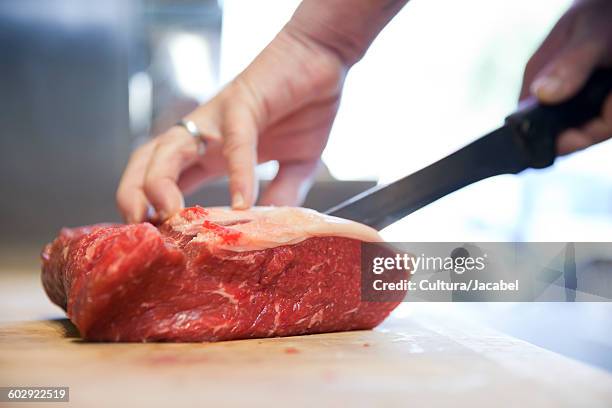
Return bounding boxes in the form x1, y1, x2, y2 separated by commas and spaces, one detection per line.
362, 343, 370, 347
284, 347, 300, 354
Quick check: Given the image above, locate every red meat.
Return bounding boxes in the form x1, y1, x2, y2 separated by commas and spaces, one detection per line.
41, 206, 401, 342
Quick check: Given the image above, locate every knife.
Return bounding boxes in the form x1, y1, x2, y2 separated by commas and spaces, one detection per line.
325, 68, 612, 230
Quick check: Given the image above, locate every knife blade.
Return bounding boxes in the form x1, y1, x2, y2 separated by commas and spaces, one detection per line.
325, 68, 612, 230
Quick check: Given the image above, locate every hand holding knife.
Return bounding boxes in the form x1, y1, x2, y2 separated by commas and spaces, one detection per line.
326, 69, 612, 230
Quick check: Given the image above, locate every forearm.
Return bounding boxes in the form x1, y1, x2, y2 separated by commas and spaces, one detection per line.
287, 0, 409, 66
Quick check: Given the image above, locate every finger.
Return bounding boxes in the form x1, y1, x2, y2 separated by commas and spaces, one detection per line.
222, 105, 259, 209
557, 119, 612, 155
176, 106, 226, 195
520, 10, 575, 101
143, 128, 200, 220
116, 141, 157, 223
583, 117, 612, 143
557, 93, 612, 155
530, 39, 604, 104
557, 128, 595, 155
258, 160, 319, 206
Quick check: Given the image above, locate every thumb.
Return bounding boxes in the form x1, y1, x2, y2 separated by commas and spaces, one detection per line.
222, 105, 259, 209
531, 39, 603, 104
258, 161, 319, 207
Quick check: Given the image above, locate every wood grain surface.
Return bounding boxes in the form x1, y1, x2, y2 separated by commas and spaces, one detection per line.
1, 271, 612, 407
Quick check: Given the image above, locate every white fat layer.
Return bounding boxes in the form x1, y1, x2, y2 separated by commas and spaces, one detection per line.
169, 206, 382, 251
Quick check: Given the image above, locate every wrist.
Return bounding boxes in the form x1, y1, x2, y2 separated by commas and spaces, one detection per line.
286, 0, 408, 66
285, 14, 364, 68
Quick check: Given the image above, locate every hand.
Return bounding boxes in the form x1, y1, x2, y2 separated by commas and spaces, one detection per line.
116, 25, 347, 223
520, 0, 612, 155
117, 0, 408, 223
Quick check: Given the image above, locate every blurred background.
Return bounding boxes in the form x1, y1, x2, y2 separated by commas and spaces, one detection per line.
1, 0, 611, 371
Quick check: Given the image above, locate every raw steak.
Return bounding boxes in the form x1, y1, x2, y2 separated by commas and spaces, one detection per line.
41, 206, 401, 342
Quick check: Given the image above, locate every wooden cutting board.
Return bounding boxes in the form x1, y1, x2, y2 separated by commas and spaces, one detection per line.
1, 272, 612, 407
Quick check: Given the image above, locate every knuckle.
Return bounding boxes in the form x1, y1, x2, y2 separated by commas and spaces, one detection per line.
222, 131, 256, 158
177, 142, 198, 160
222, 134, 255, 160
157, 130, 178, 145
222, 138, 244, 158
156, 133, 198, 161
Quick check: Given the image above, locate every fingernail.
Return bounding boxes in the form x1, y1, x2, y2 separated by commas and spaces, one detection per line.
531, 76, 563, 97
232, 192, 246, 209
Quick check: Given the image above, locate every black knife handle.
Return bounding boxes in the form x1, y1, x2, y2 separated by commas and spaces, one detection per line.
505, 68, 612, 169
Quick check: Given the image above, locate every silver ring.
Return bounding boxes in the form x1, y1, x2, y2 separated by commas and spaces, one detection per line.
175, 119, 207, 155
